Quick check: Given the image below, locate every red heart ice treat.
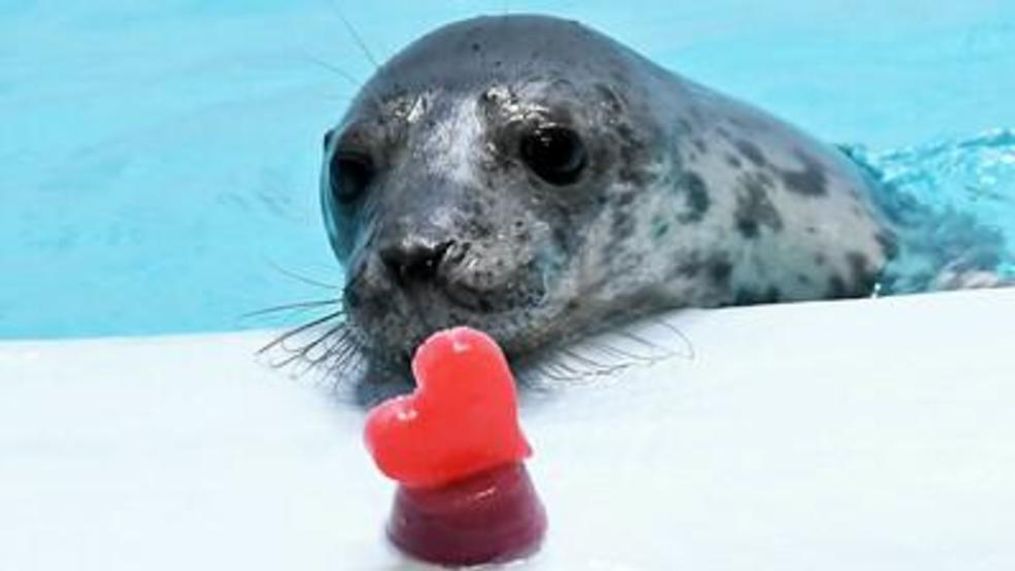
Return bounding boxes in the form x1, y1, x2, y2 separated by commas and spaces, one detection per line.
387, 462, 546, 566
364, 327, 547, 566
364, 327, 532, 489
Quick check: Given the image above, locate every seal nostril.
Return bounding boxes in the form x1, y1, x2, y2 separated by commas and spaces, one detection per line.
380, 240, 454, 284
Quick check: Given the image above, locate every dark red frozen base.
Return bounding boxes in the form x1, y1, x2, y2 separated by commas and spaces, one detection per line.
387, 462, 547, 566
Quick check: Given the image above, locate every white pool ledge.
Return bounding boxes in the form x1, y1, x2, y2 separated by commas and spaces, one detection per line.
2, 288, 1014, 570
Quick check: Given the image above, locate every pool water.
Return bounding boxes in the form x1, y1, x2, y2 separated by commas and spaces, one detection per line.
1, 1, 1013, 339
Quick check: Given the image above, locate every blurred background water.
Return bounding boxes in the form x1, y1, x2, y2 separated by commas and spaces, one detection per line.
1, 0, 1013, 339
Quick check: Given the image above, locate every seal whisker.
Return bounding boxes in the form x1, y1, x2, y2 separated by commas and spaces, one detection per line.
540, 352, 618, 384
547, 359, 584, 378
328, 4, 381, 70
614, 330, 664, 353
261, 317, 367, 391
528, 363, 576, 384
300, 51, 366, 92
264, 258, 342, 290
240, 299, 343, 320
590, 308, 697, 364
322, 338, 358, 374
582, 339, 656, 365
296, 47, 385, 120
258, 309, 345, 356
267, 330, 337, 370
558, 348, 612, 372
647, 316, 697, 360
310, 327, 355, 369
314, 329, 371, 392
326, 339, 366, 383
277, 322, 348, 369
557, 348, 630, 377
567, 345, 644, 376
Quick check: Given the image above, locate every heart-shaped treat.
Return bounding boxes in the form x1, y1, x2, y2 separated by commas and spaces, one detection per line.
364, 327, 532, 489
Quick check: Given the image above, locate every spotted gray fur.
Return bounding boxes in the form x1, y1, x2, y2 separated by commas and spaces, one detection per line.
319, 15, 893, 387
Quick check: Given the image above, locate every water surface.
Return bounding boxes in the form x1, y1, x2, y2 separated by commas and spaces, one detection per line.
1, 1, 1012, 338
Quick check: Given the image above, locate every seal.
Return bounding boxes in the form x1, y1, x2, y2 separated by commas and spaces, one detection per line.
319, 14, 895, 388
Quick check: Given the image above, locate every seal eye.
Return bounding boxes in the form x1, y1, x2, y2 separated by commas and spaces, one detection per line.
519, 126, 587, 186
330, 151, 374, 204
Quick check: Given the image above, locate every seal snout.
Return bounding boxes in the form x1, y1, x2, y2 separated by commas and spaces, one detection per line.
350, 225, 538, 322
379, 238, 455, 286
373, 236, 502, 314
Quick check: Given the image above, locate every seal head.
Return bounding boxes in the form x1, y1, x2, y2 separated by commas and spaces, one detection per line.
321, 15, 892, 383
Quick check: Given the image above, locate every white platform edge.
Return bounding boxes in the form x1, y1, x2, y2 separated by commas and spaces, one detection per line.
2, 288, 1014, 570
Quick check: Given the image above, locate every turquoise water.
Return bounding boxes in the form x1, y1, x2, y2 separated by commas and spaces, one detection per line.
1, 1, 1013, 339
